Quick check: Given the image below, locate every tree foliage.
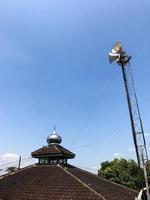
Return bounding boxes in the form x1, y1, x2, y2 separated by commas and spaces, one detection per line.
6, 166, 17, 173
98, 158, 144, 190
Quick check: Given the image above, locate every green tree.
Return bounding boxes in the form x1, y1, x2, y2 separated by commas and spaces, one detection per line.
6, 166, 17, 173
98, 158, 144, 190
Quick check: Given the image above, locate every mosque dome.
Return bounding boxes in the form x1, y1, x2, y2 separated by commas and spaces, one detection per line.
47, 126, 62, 145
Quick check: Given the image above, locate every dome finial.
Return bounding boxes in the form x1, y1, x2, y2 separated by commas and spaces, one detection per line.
53, 125, 56, 133
47, 126, 62, 145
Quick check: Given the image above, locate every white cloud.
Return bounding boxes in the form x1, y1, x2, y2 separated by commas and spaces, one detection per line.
128, 147, 135, 152
113, 152, 119, 157
0, 153, 36, 166
113, 152, 124, 158
0, 153, 19, 163
0, 153, 20, 176
0, 153, 36, 176
1, 153, 19, 161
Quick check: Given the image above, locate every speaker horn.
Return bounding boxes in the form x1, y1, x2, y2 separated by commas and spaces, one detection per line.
108, 52, 120, 64
112, 42, 124, 54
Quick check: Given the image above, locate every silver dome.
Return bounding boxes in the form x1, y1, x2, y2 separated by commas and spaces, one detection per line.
47, 126, 62, 145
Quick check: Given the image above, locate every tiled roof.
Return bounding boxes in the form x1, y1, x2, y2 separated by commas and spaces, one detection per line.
67, 165, 138, 200
32, 144, 75, 159
0, 164, 138, 200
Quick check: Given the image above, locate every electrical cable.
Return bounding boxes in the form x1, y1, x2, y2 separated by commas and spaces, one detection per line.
75, 165, 98, 172
0, 156, 31, 168
71, 121, 129, 149
70, 69, 120, 146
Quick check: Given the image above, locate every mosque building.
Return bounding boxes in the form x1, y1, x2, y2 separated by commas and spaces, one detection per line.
0, 127, 137, 199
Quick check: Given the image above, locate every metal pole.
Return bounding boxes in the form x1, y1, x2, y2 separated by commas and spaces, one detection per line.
121, 64, 140, 167
18, 156, 21, 171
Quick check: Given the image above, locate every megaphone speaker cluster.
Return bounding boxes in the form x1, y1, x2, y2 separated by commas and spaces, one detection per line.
108, 42, 131, 66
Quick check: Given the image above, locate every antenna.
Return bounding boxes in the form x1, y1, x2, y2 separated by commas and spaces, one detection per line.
109, 42, 150, 200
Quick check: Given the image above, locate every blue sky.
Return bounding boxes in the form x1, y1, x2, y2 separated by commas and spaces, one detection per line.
0, 0, 150, 170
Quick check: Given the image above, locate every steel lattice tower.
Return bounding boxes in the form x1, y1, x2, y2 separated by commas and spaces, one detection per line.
109, 42, 150, 200
121, 62, 148, 168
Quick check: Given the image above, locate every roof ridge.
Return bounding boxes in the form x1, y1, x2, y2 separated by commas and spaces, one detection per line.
58, 164, 106, 200
58, 144, 75, 153
73, 165, 138, 193
31, 146, 46, 154
54, 144, 60, 152
55, 144, 74, 154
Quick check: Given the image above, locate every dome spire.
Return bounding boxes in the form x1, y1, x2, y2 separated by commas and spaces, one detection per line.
53, 125, 56, 134
47, 126, 62, 145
